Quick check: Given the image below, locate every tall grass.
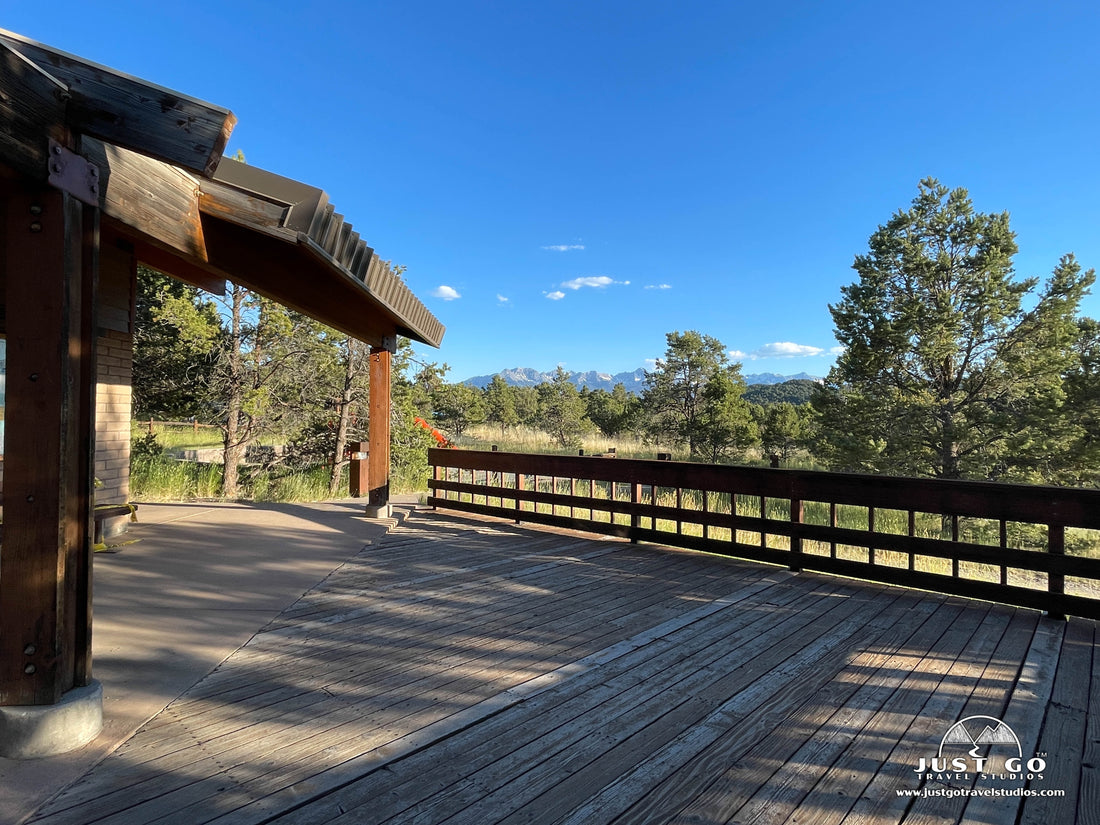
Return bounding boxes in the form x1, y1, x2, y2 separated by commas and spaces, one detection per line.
459, 424, 822, 468
439, 473, 1100, 598
130, 455, 223, 500
460, 424, 660, 458
130, 422, 425, 502
130, 454, 340, 502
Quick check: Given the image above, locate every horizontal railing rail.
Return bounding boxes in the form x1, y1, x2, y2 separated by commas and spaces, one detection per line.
427, 448, 1100, 620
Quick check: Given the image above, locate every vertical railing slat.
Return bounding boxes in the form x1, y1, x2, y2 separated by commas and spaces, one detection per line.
1049, 524, 1066, 621
790, 497, 803, 572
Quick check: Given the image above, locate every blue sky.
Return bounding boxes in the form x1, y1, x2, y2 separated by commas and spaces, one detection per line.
7, 1, 1100, 382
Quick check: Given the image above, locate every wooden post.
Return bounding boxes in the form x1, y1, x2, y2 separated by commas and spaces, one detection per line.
0, 182, 97, 706
908, 510, 916, 571
631, 482, 641, 543
515, 472, 524, 523
789, 498, 803, 572
348, 440, 368, 498
366, 340, 393, 517
1048, 524, 1066, 621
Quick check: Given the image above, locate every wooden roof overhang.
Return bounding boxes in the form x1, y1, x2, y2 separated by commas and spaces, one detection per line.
0, 28, 444, 349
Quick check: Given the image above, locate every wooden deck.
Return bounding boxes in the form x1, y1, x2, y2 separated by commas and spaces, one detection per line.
27, 510, 1099, 825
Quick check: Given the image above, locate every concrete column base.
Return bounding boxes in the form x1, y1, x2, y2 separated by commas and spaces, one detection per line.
0, 680, 103, 759
364, 502, 392, 519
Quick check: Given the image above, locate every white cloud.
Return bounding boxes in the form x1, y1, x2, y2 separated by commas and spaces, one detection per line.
645, 284, 672, 290
542, 244, 585, 252
749, 342, 825, 359
830, 345, 846, 355
431, 285, 461, 301
728, 350, 748, 360
545, 290, 566, 301
497, 294, 509, 303
561, 275, 629, 290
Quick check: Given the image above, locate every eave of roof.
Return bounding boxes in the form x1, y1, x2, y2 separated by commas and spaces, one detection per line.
205, 159, 445, 347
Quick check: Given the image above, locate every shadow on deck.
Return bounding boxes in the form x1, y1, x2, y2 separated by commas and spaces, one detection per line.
26, 509, 1100, 825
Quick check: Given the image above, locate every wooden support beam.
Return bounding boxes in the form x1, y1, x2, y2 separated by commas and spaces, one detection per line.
367, 343, 393, 516
83, 138, 207, 263
0, 41, 70, 180
0, 28, 235, 177
200, 215, 395, 345
0, 180, 96, 706
123, 232, 227, 296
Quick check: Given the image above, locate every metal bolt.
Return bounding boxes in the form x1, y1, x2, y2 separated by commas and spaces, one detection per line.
89, 167, 99, 179
51, 161, 63, 174
24, 644, 36, 656
29, 204, 42, 215
26, 495, 34, 503
52, 144, 62, 155
90, 183, 99, 196
24, 664, 36, 675
29, 373, 39, 382
30, 221, 42, 233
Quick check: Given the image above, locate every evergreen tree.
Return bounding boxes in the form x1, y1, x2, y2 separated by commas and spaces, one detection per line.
695, 369, 758, 463
537, 367, 591, 448
586, 384, 641, 437
756, 402, 812, 463
132, 267, 222, 420
484, 375, 519, 437
643, 330, 755, 460
432, 382, 486, 439
815, 179, 1094, 479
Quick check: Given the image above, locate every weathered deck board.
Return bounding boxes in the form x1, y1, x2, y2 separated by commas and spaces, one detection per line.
27, 510, 1099, 825
634, 597, 985, 825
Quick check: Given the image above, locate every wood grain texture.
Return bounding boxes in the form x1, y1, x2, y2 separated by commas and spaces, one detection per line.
0, 28, 234, 176
23, 512, 1099, 825
0, 182, 95, 705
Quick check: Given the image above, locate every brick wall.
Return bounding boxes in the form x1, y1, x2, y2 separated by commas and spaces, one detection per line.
95, 329, 132, 505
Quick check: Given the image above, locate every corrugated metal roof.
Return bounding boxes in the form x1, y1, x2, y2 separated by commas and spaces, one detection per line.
209, 159, 445, 347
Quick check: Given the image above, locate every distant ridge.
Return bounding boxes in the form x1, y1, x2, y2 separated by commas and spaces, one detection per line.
463, 367, 821, 394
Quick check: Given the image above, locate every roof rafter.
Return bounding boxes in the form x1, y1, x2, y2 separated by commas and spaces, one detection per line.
0, 28, 235, 177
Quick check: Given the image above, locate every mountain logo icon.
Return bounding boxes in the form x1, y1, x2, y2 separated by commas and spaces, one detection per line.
938, 715, 1023, 759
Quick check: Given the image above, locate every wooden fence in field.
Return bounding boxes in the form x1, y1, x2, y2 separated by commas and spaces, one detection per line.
428, 448, 1100, 620
140, 418, 221, 434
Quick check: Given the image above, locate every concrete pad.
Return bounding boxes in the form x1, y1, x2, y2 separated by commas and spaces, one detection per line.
0, 496, 417, 825
0, 681, 102, 760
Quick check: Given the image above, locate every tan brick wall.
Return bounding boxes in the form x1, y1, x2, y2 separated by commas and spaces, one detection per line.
95, 329, 132, 505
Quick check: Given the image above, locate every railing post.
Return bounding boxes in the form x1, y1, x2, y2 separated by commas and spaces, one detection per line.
515, 472, 524, 524
790, 498, 803, 572
1048, 524, 1066, 621
631, 482, 641, 543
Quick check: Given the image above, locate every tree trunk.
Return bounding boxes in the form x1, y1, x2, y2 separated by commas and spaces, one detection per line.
222, 284, 249, 498
329, 339, 365, 496
329, 391, 354, 496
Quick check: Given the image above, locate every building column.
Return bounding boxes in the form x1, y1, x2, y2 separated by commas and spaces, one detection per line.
0, 180, 102, 757
365, 338, 394, 518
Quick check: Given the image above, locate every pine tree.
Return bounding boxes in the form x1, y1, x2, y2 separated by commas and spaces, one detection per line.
643, 330, 755, 461
815, 179, 1094, 480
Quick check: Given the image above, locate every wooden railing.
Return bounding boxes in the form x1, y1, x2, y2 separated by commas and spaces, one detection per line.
427, 448, 1100, 620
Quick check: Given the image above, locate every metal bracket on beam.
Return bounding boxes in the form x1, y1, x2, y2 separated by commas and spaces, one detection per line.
381, 335, 398, 354
46, 138, 100, 207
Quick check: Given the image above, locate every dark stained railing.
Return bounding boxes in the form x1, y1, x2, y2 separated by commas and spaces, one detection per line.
427, 448, 1100, 620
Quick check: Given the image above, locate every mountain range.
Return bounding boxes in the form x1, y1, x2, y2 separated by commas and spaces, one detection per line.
463, 367, 822, 394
